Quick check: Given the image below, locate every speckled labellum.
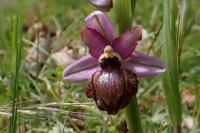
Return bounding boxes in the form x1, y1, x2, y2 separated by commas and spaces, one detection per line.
86, 46, 138, 114
62, 11, 165, 115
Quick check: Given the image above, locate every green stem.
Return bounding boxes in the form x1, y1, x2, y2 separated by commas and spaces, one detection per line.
113, 0, 142, 132
126, 96, 142, 133
131, 0, 137, 20
114, 0, 132, 33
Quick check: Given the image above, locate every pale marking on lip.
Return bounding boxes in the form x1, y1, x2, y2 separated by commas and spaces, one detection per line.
98, 45, 121, 63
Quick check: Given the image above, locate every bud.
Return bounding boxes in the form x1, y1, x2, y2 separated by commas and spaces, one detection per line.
89, 0, 113, 12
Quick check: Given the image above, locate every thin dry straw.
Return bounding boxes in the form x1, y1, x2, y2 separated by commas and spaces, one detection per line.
0, 102, 101, 121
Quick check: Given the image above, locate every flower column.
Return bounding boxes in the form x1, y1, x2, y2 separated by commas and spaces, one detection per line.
113, 0, 143, 132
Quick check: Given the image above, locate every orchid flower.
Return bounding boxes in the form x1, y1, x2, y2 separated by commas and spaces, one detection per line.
89, 0, 112, 12
62, 11, 165, 114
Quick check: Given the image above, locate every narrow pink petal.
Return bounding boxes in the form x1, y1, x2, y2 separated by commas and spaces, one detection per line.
122, 52, 165, 77
62, 55, 99, 83
130, 52, 165, 67
89, 0, 113, 12
63, 67, 100, 83
85, 11, 117, 43
122, 63, 165, 77
81, 28, 108, 58
112, 26, 142, 59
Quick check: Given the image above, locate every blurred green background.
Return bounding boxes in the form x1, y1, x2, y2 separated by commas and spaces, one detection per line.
0, 0, 199, 132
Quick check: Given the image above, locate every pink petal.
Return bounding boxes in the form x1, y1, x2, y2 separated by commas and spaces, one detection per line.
63, 67, 100, 83
122, 52, 165, 77
81, 28, 108, 58
85, 11, 117, 43
62, 55, 99, 83
131, 52, 165, 68
112, 26, 142, 59
89, 0, 113, 12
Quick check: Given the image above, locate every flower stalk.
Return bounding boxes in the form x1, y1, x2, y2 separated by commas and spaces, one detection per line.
131, 0, 137, 20
114, 0, 142, 132
114, 0, 132, 33
125, 96, 142, 133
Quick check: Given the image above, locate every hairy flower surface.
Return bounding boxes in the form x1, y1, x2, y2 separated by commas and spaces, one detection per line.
62, 11, 165, 114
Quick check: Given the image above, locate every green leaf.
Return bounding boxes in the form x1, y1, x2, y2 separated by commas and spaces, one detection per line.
162, 0, 182, 125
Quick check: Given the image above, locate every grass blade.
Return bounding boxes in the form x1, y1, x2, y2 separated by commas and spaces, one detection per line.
9, 1, 23, 133
162, 0, 182, 131
177, 1, 186, 64
185, 6, 200, 36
